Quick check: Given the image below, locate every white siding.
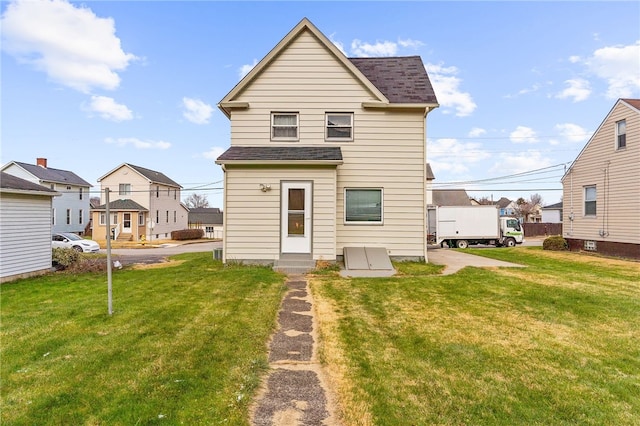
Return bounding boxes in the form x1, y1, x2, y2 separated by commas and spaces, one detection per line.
0, 193, 53, 281
225, 30, 427, 259
563, 101, 640, 244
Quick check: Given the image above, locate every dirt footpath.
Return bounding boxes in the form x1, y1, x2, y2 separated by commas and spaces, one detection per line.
251, 278, 341, 425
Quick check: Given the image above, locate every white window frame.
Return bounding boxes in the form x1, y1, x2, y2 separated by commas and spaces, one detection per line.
616, 119, 626, 150
52, 208, 56, 225
344, 188, 383, 225
119, 184, 131, 196
66, 208, 71, 225
271, 112, 299, 141
100, 213, 106, 225
325, 112, 354, 141
79, 187, 83, 200
139, 213, 145, 226
584, 186, 596, 217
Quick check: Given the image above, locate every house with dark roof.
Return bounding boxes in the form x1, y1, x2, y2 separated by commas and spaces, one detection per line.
1, 158, 92, 234
215, 18, 438, 265
188, 207, 224, 239
94, 163, 188, 241
541, 201, 563, 224
561, 98, 640, 259
0, 172, 59, 282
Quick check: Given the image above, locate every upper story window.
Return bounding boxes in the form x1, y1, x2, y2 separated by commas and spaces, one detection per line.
79, 188, 83, 200
616, 119, 626, 150
156, 186, 160, 198
584, 185, 596, 216
326, 113, 353, 141
271, 113, 299, 141
119, 184, 131, 196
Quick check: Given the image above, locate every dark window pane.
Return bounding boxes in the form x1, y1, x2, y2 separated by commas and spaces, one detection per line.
288, 213, 304, 235
346, 189, 382, 222
288, 189, 305, 211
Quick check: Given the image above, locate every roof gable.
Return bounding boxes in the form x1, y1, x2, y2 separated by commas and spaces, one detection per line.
3, 161, 92, 187
432, 189, 471, 206
98, 163, 182, 188
562, 98, 640, 182
218, 18, 391, 117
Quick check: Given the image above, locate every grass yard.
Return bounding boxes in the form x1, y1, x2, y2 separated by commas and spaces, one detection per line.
311, 247, 640, 425
1, 253, 285, 425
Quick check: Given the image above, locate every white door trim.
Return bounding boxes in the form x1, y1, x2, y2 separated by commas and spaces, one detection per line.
281, 181, 312, 254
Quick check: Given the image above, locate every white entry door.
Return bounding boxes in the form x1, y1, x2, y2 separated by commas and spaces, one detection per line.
123, 213, 132, 233
281, 182, 312, 254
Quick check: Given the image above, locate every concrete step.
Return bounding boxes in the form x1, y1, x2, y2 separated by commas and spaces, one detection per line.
273, 257, 316, 274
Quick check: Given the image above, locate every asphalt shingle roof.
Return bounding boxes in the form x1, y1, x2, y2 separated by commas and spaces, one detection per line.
1, 172, 58, 194
432, 189, 471, 206
188, 208, 223, 225
349, 56, 438, 104
126, 164, 181, 187
13, 161, 91, 187
217, 146, 343, 162
92, 199, 148, 211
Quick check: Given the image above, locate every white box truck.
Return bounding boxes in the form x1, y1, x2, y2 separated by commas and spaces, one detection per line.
428, 205, 524, 249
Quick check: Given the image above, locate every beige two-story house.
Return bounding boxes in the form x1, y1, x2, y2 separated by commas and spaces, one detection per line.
561, 98, 640, 259
215, 18, 438, 265
93, 163, 189, 241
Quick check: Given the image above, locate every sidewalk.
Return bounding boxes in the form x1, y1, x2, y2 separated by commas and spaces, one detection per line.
251, 277, 340, 425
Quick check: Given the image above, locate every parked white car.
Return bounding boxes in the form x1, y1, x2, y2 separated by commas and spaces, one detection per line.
52, 233, 100, 253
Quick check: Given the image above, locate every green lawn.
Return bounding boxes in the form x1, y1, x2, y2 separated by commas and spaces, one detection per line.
1, 253, 285, 425
311, 247, 640, 425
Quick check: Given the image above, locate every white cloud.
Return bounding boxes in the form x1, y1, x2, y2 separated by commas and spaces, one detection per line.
105, 137, 171, 150
398, 38, 424, 49
202, 146, 226, 160
351, 39, 398, 57
586, 41, 640, 99
468, 127, 487, 137
428, 138, 491, 176
556, 78, 591, 102
182, 97, 213, 124
510, 126, 538, 144
239, 59, 258, 80
425, 63, 476, 117
554, 123, 591, 143
490, 151, 553, 176
1, 0, 136, 93
329, 33, 347, 56
85, 95, 133, 121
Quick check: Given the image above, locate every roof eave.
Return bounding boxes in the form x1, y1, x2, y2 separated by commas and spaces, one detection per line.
215, 159, 344, 166
0, 188, 60, 197
362, 101, 439, 115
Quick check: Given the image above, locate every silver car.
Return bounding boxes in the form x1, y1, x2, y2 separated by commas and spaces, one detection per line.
52, 233, 100, 253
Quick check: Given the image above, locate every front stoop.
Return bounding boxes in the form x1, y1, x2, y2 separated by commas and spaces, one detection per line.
273, 254, 315, 275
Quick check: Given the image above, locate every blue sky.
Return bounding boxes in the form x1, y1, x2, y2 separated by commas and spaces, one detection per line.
2, 1, 639, 208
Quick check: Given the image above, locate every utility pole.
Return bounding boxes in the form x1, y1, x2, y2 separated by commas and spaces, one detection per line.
105, 188, 113, 315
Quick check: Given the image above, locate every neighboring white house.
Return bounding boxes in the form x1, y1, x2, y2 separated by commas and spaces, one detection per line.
188, 207, 224, 239
1, 158, 92, 235
215, 18, 438, 264
0, 172, 58, 282
561, 98, 640, 259
94, 163, 189, 241
541, 202, 563, 224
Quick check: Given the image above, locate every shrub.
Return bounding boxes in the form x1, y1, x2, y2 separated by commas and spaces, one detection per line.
171, 229, 204, 240
543, 236, 568, 251
52, 247, 81, 269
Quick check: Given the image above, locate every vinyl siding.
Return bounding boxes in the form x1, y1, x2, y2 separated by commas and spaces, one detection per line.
225, 30, 427, 259
0, 193, 53, 281
562, 101, 640, 244
223, 167, 336, 261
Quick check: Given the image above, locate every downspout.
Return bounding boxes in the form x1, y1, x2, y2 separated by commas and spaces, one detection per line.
221, 164, 228, 263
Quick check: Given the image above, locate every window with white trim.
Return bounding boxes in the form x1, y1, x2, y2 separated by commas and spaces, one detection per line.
616, 119, 626, 150
345, 188, 383, 224
66, 209, 71, 225
326, 113, 353, 141
79, 188, 83, 200
119, 184, 131, 196
52, 208, 56, 225
584, 186, 596, 216
271, 113, 299, 140
100, 213, 106, 225
79, 209, 83, 225
139, 213, 145, 226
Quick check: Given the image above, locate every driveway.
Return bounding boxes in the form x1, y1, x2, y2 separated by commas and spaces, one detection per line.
102, 241, 222, 265
427, 246, 527, 275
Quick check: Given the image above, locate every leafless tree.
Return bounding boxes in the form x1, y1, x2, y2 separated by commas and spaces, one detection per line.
184, 193, 210, 209
515, 193, 544, 222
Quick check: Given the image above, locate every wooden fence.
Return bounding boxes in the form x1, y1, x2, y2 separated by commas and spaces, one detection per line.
523, 222, 562, 237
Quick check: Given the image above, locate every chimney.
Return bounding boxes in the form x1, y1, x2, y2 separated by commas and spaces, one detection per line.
37, 158, 47, 168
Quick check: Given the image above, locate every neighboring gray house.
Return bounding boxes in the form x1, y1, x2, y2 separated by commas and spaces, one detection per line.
1, 158, 92, 234
542, 202, 563, 223
188, 207, 224, 239
1, 172, 58, 282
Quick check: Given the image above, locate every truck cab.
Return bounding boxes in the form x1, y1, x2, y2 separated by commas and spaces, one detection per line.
500, 217, 524, 247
